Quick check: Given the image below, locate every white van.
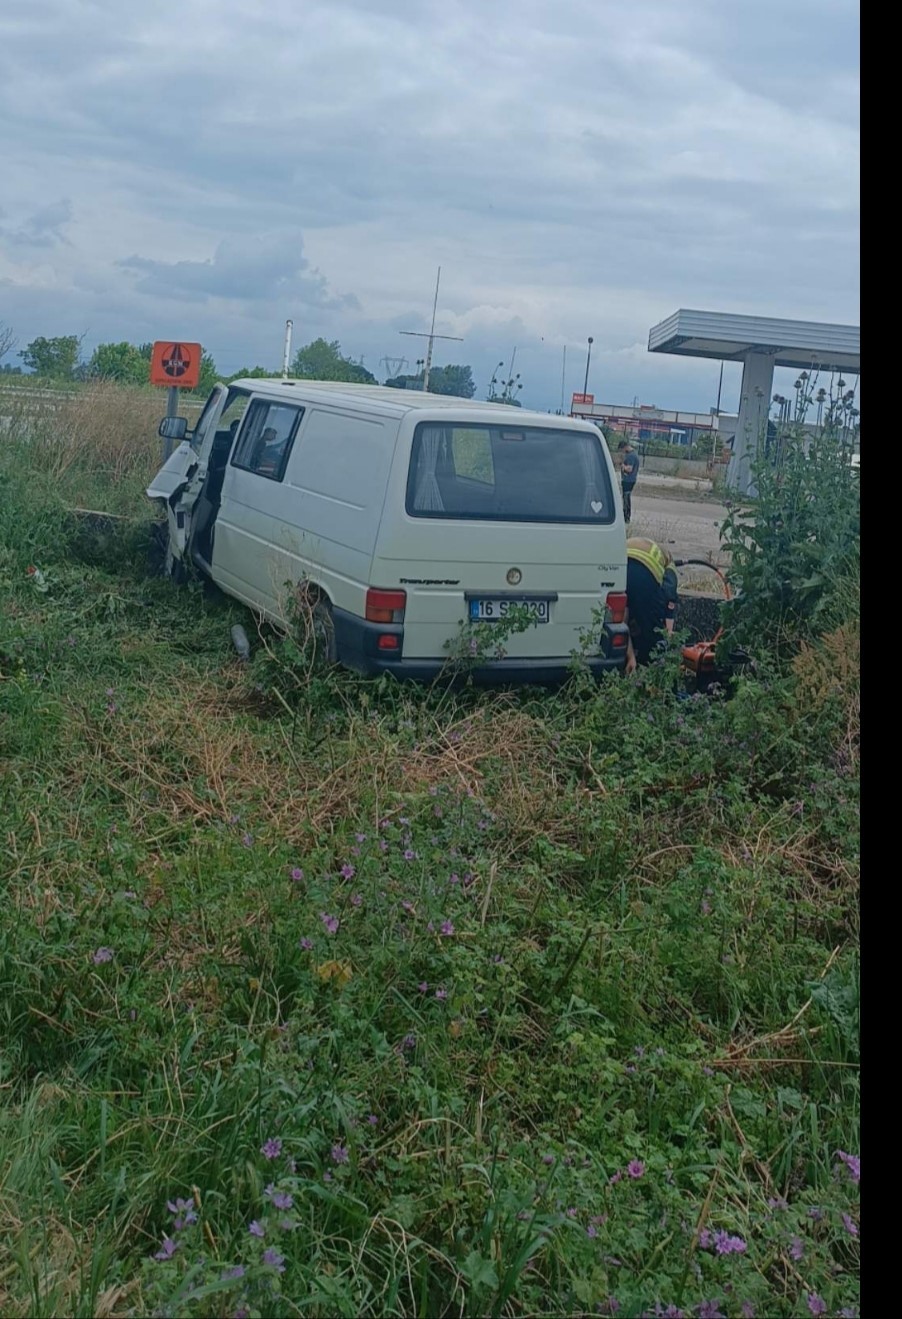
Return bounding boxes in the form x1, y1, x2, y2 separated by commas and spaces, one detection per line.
147, 379, 629, 681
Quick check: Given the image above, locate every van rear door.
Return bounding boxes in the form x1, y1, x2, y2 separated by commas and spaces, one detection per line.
372, 420, 625, 661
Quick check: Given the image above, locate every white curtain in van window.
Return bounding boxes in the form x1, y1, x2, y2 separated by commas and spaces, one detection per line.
578, 435, 604, 516
415, 426, 445, 512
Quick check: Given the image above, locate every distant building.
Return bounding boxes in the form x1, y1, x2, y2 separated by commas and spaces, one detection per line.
569, 396, 722, 448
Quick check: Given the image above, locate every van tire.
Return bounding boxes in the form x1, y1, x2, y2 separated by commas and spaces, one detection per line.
311, 600, 338, 666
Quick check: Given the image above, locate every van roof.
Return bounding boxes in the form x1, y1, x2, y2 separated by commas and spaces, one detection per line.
227, 378, 598, 430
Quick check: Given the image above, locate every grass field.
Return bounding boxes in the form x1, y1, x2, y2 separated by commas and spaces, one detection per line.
0, 385, 859, 1318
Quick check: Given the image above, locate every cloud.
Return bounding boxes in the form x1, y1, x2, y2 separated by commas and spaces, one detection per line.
1, 198, 73, 247
118, 230, 358, 310
0, 0, 859, 408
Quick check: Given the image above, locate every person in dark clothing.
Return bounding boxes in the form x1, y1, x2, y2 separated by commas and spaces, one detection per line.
625, 537, 678, 672
617, 440, 640, 522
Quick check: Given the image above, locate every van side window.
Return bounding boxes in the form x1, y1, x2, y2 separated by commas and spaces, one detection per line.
231, 401, 304, 481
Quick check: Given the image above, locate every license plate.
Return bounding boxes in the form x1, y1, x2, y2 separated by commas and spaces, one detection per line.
469, 598, 550, 624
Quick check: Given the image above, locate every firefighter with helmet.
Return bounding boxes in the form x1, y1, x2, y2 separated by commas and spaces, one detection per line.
625, 537, 678, 673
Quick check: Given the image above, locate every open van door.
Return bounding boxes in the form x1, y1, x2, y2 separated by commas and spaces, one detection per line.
147, 384, 229, 570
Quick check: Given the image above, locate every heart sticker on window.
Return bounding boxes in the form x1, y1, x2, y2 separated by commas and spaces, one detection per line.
591, 500, 603, 514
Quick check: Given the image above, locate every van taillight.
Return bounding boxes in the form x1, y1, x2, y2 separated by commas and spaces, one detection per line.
365, 588, 407, 624
606, 591, 628, 624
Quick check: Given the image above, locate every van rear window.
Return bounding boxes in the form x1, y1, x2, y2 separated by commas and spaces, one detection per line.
406, 423, 614, 523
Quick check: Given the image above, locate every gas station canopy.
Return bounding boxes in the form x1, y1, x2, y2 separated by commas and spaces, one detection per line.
647, 309, 860, 491
648, 309, 860, 374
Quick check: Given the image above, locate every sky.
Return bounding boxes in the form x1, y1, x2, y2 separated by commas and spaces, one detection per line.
0, 0, 859, 413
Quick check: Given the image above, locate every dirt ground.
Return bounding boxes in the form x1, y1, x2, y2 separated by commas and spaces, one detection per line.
628, 488, 729, 567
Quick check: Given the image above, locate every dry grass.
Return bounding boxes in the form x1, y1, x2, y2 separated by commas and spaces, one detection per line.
22, 382, 163, 486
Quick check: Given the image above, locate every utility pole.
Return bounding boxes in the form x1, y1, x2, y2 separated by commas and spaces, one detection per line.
712, 360, 724, 466
583, 336, 594, 397
400, 266, 462, 391
282, 320, 293, 379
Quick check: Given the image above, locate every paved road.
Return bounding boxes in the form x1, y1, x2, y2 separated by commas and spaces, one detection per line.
629, 490, 729, 565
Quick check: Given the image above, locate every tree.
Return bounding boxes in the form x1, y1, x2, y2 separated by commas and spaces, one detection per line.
87, 341, 149, 385
227, 366, 274, 381
291, 338, 375, 384
195, 351, 219, 395
18, 334, 82, 380
384, 364, 476, 397
430, 364, 476, 398
0, 322, 17, 366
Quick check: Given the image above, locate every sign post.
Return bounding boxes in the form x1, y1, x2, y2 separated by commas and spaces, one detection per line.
150, 341, 202, 459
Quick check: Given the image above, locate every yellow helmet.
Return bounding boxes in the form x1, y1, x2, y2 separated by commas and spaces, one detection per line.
627, 538, 672, 583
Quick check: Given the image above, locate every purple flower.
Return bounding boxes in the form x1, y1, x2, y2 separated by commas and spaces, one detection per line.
565, 1206, 578, 1218
739, 1305, 755, 1319
627, 1160, 645, 1180
789, 1236, 804, 1261
350, 892, 363, 907
320, 912, 339, 935
806, 1296, 827, 1317
323, 1170, 333, 1182
660, 1308, 684, 1319
403, 849, 416, 861
841, 1212, 858, 1237
91, 947, 114, 965
367, 1113, 378, 1126
449, 872, 461, 885
331, 1143, 349, 1164
542, 1154, 555, 1165
221, 1265, 246, 1281
262, 1247, 286, 1273
714, 1231, 746, 1255
698, 1229, 712, 1250
435, 987, 448, 1000
587, 1225, 599, 1238
378, 839, 389, 852
248, 1220, 265, 1238
417, 981, 429, 993
696, 1304, 725, 1319
340, 863, 355, 880
242, 832, 254, 848
836, 1150, 860, 1184
290, 867, 304, 882
355, 832, 367, 843
261, 1137, 282, 1160
401, 900, 414, 913
700, 900, 712, 916
400, 1032, 417, 1052
767, 1196, 788, 1211
266, 1187, 294, 1211
154, 1235, 179, 1261
609, 1171, 622, 1185
299, 936, 313, 951
440, 919, 455, 936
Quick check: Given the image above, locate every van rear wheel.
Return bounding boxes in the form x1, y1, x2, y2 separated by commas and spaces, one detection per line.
311, 600, 338, 666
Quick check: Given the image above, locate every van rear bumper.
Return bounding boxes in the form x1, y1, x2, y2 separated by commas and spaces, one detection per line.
332, 608, 626, 685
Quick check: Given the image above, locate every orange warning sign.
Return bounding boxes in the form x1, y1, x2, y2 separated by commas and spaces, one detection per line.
150, 341, 202, 389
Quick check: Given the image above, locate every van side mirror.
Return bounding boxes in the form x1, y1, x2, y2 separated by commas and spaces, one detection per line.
159, 416, 188, 441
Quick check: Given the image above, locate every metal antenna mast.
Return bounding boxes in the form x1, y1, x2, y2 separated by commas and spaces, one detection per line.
400, 266, 462, 392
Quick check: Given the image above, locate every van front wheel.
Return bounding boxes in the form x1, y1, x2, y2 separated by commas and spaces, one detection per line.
311, 601, 338, 666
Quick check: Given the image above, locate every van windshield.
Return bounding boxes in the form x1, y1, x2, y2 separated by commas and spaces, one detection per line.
406, 423, 614, 523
